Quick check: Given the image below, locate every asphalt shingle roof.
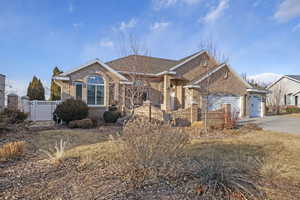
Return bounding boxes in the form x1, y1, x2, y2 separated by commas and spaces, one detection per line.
106, 55, 179, 74
286, 75, 300, 81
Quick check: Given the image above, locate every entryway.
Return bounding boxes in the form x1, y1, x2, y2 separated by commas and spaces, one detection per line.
249, 95, 262, 118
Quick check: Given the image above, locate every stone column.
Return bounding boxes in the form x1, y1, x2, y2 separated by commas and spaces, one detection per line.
161, 74, 171, 111
190, 103, 199, 123
176, 84, 183, 109
240, 95, 246, 118
261, 99, 266, 118
7, 94, 19, 110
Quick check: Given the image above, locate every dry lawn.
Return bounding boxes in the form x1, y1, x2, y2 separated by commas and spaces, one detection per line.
188, 131, 300, 199
286, 113, 300, 118
30, 126, 121, 151
63, 130, 300, 199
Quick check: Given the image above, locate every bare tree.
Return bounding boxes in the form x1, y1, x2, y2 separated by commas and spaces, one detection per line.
198, 39, 228, 131
267, 84, 286, 114
117, 34, 151, 115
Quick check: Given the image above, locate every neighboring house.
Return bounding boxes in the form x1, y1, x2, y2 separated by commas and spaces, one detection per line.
267, 75, 300, 107
0, 74, 5, 111
53, 51, 267, 119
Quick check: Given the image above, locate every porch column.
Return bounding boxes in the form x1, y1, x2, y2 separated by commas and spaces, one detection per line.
176, 84, 183, 109
261, 98, 266, 118
161, 74, 171, 111
240, 95, 246, 118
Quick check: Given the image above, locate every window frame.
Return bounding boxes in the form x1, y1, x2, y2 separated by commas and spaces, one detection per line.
87, 75, 105, 107
74, 82, 83, 101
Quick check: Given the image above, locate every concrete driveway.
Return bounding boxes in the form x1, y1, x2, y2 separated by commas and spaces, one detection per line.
239, 115, 300, 134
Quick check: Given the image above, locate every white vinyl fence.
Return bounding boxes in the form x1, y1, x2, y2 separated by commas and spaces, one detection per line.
21, 99, 61, 121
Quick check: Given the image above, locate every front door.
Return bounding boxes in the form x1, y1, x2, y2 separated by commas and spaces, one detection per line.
250, 95, 261, 118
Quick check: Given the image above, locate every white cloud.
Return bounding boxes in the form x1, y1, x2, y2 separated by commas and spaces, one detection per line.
201, 0, 229, 24
153, 0, 202, 10
119, 18, 137, 31
69, 3, 74, 13
274, 0, 300, 23
99, 40, 114, 48
293, 22, 300, 32
72, 23, 82, 30
150, 21, 170, 31
202, 0, 229, 23
253, 0, 261, 7
248, 73, 282, 84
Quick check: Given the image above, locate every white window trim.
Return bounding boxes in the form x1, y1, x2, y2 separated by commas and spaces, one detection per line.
87, 76, 106, 106
74, 82, 83, 100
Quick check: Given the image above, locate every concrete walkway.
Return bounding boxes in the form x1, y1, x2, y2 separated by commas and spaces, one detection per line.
239, 115, 300, 134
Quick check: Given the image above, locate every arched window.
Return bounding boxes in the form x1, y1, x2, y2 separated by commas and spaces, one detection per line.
87, 75, 105, 105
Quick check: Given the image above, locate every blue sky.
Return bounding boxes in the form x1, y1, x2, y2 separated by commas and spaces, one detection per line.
1, 0, 300, 96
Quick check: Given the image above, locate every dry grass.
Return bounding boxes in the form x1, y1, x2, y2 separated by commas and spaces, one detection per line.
31, 128, 119, 151
286, 113, 300, 118
40, 139, 67, 164
188, 131, 300, 199
0, 141, 26, 161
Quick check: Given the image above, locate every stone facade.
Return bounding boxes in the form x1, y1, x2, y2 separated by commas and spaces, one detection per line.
0, 74, 5, 111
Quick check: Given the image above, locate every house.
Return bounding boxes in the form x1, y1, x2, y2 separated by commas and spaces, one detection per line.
267, 75, 300, 107
0, 74, 5, 111
53, 51, 267, 119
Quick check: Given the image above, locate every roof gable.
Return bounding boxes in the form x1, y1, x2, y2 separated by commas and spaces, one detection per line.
267, 75, 300, 89
60, 59, 128, 81
193, 63, 252, 88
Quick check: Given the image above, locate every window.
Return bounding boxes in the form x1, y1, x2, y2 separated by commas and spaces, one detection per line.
295, 96, 298, 106
75, 82, 83, 100
87, 75, 105, 105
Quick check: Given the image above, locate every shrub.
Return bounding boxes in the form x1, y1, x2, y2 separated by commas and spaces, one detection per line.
0, 141, 26, 160
2, 109, 28, 124
53, 99, 88, 124
103, 110, 121, 123
68, 118, 93, 129
286, 106, 300, 113
189, 157, 265, 200
111, 117, 190, 190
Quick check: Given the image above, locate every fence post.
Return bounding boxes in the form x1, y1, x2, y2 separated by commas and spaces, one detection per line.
223, 104, 231, 126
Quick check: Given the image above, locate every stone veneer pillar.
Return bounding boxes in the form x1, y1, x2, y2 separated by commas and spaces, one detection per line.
7, 94, 19, 110
190, 103, 199, 123
161, 74, 171, 111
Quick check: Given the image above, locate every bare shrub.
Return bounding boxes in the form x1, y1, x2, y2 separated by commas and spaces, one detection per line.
41, 139, 67, 164
112, 117, 190, 190
0, 141, 26, 160
187, 156, 265, 200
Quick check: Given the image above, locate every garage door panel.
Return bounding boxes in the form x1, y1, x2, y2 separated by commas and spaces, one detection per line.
208, 95, 241, 114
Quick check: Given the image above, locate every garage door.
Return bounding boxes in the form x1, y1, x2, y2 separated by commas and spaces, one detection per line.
249, 95, 261, 118
208, 94, 241, 115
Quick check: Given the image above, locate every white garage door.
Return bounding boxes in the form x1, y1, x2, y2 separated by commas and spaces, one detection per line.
249, 95, 261, 118
208, 94, 241, 115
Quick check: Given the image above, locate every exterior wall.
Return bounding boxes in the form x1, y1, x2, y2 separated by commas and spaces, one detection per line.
199, 66, 248, 96
57, 63, 122, 118
148, 79, 163, 107
174, 53, 218, 81
268, 77, 300, 107
0, 74, 5, 111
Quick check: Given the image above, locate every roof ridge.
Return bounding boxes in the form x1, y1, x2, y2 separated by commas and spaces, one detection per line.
106, 54, 177, 64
